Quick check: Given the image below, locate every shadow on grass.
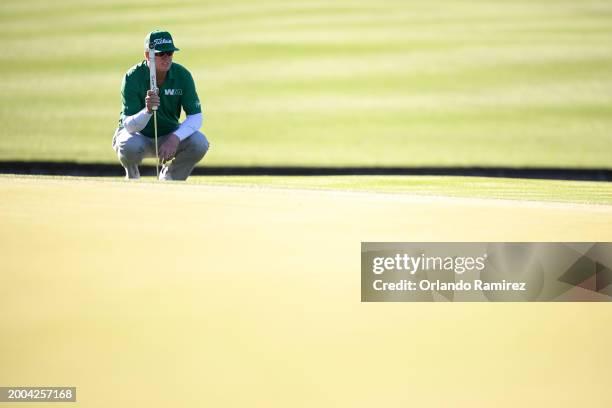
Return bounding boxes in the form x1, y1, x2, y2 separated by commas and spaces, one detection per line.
0, 161, 611, 181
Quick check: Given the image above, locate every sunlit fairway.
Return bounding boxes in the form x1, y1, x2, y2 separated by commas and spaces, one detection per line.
2, 0, 611, 167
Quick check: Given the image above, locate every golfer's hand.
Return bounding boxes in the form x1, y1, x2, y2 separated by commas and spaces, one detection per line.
159, 134, 180, 162
145, 90, 160, 113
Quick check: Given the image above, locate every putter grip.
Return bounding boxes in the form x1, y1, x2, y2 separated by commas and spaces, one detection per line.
148, 46, 158, 111
150, 86, 159, 111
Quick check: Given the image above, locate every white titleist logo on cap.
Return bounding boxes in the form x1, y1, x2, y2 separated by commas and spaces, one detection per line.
153, 38, 173, 45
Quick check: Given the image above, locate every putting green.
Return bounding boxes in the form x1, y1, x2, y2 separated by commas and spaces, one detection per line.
1, 176, 611, 407
188, 175, 612, 205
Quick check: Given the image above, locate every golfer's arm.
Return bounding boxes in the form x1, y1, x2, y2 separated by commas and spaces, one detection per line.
123, 108, 152, 133
173, 113, 203, 141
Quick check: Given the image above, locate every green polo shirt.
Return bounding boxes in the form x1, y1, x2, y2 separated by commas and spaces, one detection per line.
118, 60, 202, 138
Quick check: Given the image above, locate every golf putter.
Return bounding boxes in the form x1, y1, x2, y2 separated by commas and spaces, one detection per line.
148, 45, 160, 178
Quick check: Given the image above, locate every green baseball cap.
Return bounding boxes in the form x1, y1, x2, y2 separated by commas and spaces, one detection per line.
144, 30, 180, 53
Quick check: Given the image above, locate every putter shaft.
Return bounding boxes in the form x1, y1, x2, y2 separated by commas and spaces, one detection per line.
153, 110, 159, 177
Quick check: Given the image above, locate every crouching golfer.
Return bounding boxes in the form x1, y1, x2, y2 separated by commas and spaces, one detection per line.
113, 30, 209, 180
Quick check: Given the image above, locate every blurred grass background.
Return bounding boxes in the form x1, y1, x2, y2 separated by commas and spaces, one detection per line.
1, 0, 611, 167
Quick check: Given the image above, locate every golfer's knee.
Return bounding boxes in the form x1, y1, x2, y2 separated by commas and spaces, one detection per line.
187, 131, 209, 159
117, 137, 145, 164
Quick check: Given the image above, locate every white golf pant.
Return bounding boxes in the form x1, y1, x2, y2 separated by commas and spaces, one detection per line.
112, 127, 209, 180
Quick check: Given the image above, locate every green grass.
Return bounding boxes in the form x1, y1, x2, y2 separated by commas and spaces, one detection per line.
3, 174, 611, 205
1, 0, 611, 166
187, 175, 612, 205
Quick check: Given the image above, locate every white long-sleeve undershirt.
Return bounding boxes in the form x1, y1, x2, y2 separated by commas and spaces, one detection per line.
122, 108, 152, 133
173, 113, 203, 141
122, 111, 203, 141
